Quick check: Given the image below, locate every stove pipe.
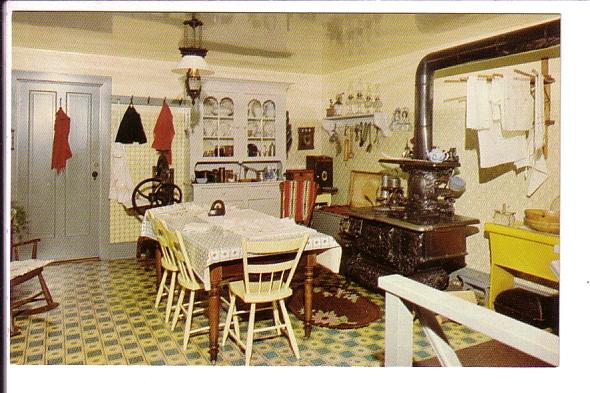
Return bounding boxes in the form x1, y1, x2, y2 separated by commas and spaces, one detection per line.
413, 19, 560, 159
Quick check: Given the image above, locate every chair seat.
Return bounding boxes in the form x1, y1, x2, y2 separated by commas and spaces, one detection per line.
161, 259, 179, 272
178, 274, 205, 292
229, 280, 292, 303
10, 259, 54, 280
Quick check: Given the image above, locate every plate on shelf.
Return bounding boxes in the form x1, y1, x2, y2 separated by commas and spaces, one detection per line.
247, 120, 260, 137
248, 100, 262, 118
263, 122, 275, 138
203, 119, 217, 137
219, 120, 232, 137
263, 101, 276, 118
203, 97, 218, 116
219, 98, 234, 117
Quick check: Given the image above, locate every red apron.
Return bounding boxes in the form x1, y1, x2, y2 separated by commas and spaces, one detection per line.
152, 101, 175, 165
51, 108, 72, 174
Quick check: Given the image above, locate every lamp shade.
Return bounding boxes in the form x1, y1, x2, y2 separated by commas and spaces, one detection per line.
172, 55, 214, 75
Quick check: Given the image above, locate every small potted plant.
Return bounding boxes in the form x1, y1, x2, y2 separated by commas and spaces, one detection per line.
11, 202, 29, 241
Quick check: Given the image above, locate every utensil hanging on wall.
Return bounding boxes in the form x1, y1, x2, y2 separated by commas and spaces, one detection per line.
343, 126, 351, 161
359, 123, 366, 147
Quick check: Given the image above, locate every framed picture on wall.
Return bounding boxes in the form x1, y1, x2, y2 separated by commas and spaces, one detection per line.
298, 127, 314, 150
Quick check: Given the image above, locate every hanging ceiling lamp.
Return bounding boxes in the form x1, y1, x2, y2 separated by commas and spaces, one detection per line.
172, 13, 214, 105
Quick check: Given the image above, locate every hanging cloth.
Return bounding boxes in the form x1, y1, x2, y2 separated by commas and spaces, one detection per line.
108, 142, 134, 207
527, 71, 548, 197
115, 105, 147, 144
151, 101, 175, 165
51, 107, 73, 174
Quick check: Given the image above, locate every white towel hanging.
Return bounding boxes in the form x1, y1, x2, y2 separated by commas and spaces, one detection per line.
527, 70, 548, 196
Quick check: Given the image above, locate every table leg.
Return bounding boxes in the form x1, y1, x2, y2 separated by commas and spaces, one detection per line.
488, 265, 514, 309
304, 253, 316, 338
208, 266, 222, 364
155, 248, 162, 287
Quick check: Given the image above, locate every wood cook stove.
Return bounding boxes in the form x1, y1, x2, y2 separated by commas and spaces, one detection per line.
339, 20, 559, 291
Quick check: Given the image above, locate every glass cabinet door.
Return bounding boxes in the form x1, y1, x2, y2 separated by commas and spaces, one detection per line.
202, 96, 235, 158
246, 99, 277, 158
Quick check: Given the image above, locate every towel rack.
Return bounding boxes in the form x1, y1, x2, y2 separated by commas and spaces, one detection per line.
444, 73, 502, 83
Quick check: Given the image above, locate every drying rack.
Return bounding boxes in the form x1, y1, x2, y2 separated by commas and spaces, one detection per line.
443, 58, 555, 157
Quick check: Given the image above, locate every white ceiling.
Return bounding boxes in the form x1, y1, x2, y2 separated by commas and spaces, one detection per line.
11, 11, 558, 74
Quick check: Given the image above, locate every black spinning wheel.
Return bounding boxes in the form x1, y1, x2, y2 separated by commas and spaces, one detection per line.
131, 177, 183, 216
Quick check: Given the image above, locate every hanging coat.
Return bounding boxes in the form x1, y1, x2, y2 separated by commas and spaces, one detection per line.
115, 105, 147, 144
51, 107, 73, 174
152, 101, 175, 165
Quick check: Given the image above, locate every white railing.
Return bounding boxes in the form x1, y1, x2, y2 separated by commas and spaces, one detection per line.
378, 274, 559, 367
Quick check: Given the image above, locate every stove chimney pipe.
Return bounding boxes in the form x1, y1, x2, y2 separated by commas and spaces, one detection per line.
413, 19, 560, 159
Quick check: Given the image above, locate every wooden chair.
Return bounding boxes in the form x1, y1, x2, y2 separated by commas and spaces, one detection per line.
279, 180, 319, 226
151, 217, 180, 324
221, 233, 310, 366
10, 236, 59, 336
167, 228, 210, 350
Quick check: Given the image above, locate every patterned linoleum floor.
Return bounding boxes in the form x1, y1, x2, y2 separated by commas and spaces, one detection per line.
10, 259, 491, 366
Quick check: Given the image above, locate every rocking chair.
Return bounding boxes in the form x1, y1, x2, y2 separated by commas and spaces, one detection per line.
10, 231, 59, 336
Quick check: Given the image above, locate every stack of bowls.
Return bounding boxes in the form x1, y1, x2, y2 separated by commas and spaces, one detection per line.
524, 209, 560, 234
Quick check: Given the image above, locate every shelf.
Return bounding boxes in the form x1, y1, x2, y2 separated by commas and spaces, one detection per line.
248, 137, 276, 141
324, 114, 375, 121
248, 117, 276, 121
203, 137, 235, 140
203, 115, 234, 120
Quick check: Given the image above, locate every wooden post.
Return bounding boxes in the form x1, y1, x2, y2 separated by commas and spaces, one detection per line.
541, 58, 553, 158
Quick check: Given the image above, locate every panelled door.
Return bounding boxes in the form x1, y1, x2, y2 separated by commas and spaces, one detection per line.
13, 76, 102, 260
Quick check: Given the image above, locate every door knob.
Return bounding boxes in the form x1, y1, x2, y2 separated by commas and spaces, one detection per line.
92, 171, 98, 180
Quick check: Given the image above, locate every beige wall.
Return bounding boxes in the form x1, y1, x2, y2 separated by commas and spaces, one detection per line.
11, 46, 325, 242
321, 24, 560, 273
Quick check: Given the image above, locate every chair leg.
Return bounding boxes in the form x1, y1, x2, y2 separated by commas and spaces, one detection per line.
155, 270, 169, 308
165, 272, 177, 323
171, 288, 185, 331
280, 299, 300, 359
245, 303, 257, 366
221, 294, 236, 346
10, 307, 20, 336
37, 272, 58, 308
182, 290, 195, 350
272, 301, 282, 335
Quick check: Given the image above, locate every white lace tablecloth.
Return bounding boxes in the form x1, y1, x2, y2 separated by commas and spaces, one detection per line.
141, 202, 342, 290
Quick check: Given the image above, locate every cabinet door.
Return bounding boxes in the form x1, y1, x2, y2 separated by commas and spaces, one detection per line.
201, 95, 237, 160
247, 197, 280, 217
193, 185, 247, 209
245, 96, 279, 159
245, 183, 281, 217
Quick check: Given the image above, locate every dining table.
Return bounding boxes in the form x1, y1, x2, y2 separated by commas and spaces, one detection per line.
140, 202, 342, 363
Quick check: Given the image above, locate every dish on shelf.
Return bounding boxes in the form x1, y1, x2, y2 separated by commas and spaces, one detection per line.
203, 97, 218, 116
203, 119, 216, 137
219, 120, 232, 136
263, 121, 275, 138
263, 100, 276, 118
219, 98, 234, 117
247, 121, 260, 138
248, 100, 262, 118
